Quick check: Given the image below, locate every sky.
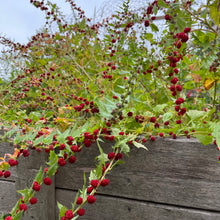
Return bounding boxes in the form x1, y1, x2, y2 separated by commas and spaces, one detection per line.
0, 0, 106, 45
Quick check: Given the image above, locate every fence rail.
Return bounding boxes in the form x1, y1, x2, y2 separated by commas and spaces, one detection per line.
0, 131, 220, 219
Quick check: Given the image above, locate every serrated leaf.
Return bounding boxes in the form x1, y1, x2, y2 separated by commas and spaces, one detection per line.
194, 134, 213, 145
89, 169, 97, 182
33, 134, 45, 146
213, 122, 220, 147
133, 141, 148, 151
10, 199, 20, 215
57, 202, 68, 218
33, 167, 43, 183
187, 110, 207, 120
163, 112, 173, 122
153, 104, 167, 113
210, 5, 220, 26
43, 131, 56, 145
150, 23, 159, 32
17, 187, 31, 201
71, 191, 79, 211
13, 211, 23, 220
46, 151, 58, 176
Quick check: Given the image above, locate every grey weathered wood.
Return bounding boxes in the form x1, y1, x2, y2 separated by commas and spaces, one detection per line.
0, 181, 17, 216
55, 137, 220, 211
15, 150, 56, 220
56, 188, 220, 220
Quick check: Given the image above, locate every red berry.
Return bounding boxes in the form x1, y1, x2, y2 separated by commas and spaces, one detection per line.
68, 156, 76, 164
71, 145, 79, 152
0, 171, 3, 177
144, 20, 149, 27
173, 68, 179, 74
83, 139, 91, 147
150, 117, 156, 123
19, 203, 27, 211
58, 158, 66, 166
176, 120, 181, 124
4, 170, 11, 178
43, 177, 52, 185
90, 179, 99, 188
8, 159, 18, 166
76, 197, 83, 205
30, 197, 38, 205
33, 181, 41, 191
115, 153, 123, 160
184, 27, 191, 33
65, 210, 74, 219
127, 112, 133, 117
173, 134, 177, 139
87, 195, 96, 204
159, 133, 164, 137
108, 152, 115, 160
100, 179, 109, 187
151, 136, 155, 141
5, 217, 12, 220
164, 121, 169, 126
59, 144, 66, 150
23, 149, 30, 157
142, 138, 146, 143
87, 186, 93, 194
77, 208, 85, 216
213, 140, 217, 145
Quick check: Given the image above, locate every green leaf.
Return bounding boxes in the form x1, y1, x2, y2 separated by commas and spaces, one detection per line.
17, 187, 31, 202
71, 191, 79, 211
194, 134, 213, 145
153, 104, 167, 113
150, 23, 159, 32
33, 134, 45, 146
89, 169, 97, 182
187, 110, 207, 120
29, 111, 42, 121
96, 141, 108, 164
46, 151, 59, 177
43, 130, 56, 145
13, 211, 23, 220
163, 112, 173, 122
33, 167, 43, 183
153, 4, 158, 15
10, 199, 20, 215
176, 16, 186, 31
157, 0, 169, 8
145, 33, 154, 42
213, 122, 220, 147
210, 5, 220, 26
133, 141, 148, 151
57, 202, 68, 218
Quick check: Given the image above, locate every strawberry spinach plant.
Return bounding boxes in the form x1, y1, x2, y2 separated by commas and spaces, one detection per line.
0, 0, 220, 219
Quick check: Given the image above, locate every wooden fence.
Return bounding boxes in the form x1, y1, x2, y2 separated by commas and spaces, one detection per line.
1, 131, 220, 219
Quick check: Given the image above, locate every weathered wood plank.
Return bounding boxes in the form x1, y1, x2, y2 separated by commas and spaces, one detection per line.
55, 137, 220, 211
0, 181, 17, 216
56, 188, 220, 220
15, 150, 56, 220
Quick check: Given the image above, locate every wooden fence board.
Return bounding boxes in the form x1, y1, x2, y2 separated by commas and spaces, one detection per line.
0, 181, 17, 216
55, 138, 220, 211
56, 188, 220, 220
